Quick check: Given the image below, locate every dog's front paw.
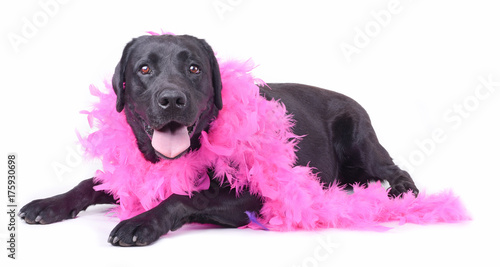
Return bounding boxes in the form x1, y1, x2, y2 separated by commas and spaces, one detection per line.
108, 210, 169, 247
19, 195, 79, 224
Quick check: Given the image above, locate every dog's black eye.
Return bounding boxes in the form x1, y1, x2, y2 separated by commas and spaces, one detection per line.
189, 64, 200, 74
140, 65, 152, 75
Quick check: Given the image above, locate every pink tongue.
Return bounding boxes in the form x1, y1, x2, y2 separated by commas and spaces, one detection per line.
151, 126, 190, 159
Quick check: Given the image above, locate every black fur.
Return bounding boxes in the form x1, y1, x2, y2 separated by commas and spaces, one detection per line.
19, 35, 418, 246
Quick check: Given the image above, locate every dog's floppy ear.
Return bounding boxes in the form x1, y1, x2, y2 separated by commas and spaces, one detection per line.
199, 39, 223, 110
112, 39, 136, 113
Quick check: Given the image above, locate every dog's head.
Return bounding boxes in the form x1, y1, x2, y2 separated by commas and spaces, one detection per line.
112, 35, 222, 163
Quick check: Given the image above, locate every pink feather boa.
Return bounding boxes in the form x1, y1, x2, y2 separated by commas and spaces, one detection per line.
79, 58, 470, 231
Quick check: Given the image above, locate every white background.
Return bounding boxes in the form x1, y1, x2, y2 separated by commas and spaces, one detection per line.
1, 0, 499, 266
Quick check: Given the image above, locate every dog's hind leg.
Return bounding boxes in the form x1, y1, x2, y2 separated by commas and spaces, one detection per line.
19, 178, 116, 224
331, 113, 419, 197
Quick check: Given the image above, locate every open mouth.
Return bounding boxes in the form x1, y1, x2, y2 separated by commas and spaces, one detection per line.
144, 121, 197, 160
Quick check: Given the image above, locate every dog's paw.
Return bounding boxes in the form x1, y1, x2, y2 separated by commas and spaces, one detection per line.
108, 211, 168, 247
19, 195, 78, 224
388, 180, 419, 198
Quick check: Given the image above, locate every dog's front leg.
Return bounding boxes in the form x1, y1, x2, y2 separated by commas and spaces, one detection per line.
19, 178, 116, 224
108, 180, 262, 246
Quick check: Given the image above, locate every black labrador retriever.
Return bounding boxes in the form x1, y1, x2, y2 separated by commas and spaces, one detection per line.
19, 34, 418, 246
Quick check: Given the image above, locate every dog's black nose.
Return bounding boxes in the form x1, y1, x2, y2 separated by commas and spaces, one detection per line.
158, 90, 187, 109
